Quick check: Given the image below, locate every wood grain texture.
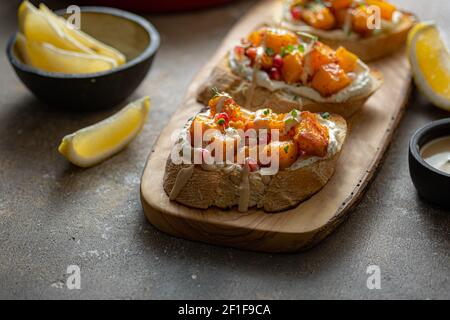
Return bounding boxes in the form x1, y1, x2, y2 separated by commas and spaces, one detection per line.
140, 0, 412, 253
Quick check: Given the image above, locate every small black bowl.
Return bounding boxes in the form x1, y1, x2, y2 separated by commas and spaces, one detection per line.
6, 6, 159, 110
409, 118, 450, 209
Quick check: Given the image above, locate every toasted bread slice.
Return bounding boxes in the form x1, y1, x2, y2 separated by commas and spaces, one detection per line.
281, 12, 416, 62
197, 56, 383, 118
163, 114, 347, 213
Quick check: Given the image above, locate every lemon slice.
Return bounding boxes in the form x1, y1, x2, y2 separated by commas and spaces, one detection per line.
407, 21, 450, 111
39, 3, 126, 65
58, 97, 150, 167
15, 33, 116, 73
18, 1, 94, 55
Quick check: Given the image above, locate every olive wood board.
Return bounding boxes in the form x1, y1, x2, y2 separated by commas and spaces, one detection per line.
140, 0, 412, 253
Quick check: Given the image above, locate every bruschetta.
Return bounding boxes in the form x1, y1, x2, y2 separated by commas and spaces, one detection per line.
164, 92, 347, 212
197, 27, 382, 118
280, 0, 416, 61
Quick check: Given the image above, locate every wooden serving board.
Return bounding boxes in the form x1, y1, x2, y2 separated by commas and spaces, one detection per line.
140, 0, 412, 252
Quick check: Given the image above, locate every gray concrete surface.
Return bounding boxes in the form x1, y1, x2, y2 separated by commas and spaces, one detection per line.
0, 0, 449, 299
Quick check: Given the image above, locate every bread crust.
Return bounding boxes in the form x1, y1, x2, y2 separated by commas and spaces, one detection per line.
163, 114, 347, 213
197, 56, 383, 118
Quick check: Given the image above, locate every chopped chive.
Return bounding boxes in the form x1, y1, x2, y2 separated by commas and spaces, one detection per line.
321, 112, 330, 119
265, 47, 275, 56
280, 47, 288, 57
287, 44, 295, 53
217, 118, 226, 125
297, 43, 305, 53
210, 87, 220, 98
263, 108, 270, 116
291, 109, 298, 118
283, 145, 290, 154
284, 117, 295, 125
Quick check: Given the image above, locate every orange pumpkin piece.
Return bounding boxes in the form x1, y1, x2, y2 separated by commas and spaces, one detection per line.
248, 28, 298, 54
294, 112, 329, 157
366, 0, 396, 20
265, 29, 299, 54
248, 29, 264, 47
263, 140, 299, 169
228, 120, 245, 130
336, 46, 358, 72
208, 96, 241, 119
301, 4, 336, 30
282, 52, 303, 84
304, 42, 338, 77
260, 54, 273, 70
311, 63, 351, 97
210, 135, 240, 162
351, 6, 372, 35
190, 114, 220, 144
291, 0, 305, 6
330, 0, 353, 10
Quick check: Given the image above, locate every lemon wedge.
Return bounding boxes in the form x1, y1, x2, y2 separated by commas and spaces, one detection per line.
18, 1, 94, 55
38, 3, 126, 65
15, 33, 116, 73
58, 97, 150, 167
407, 21, 450, 111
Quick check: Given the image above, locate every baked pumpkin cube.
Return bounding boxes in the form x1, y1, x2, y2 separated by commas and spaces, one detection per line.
190, 114, 220, 145
265, 29, 299, 54
248, 29, 264, 47
330, 0, 353, 10
294, 112, 329, 157
263, 140, 299, 169
366, 0, 396, 20
248, 28, 298, 55
311, 63, 351, 97
336, 46, 358, 72
282, 52, 303, 84
351, 6, 372, 35
301, 4, 336, 30
304, 42, 338, 77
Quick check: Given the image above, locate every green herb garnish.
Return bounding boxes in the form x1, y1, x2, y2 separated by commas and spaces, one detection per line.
287, 44, 295, 53
210, 87, 220, 98
283, 145, 290, 154
217, 118, 226, 125
321, 112, 330, 119
263, 108, 271, 116
297, 43, 305, 53
265, 47, 275, 56
284, 117, 296, 125
291, 109, 298, 118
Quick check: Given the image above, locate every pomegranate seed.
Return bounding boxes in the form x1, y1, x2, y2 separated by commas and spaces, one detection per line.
291, 6, 302, 20
245, 47, 258, 61
215, 113, 230, 126
234, 46, 244, 56
269, 67, 281, 81
273, 54, 284, 69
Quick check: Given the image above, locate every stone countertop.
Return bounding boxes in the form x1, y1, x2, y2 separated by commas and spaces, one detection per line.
0, 0, 449, 299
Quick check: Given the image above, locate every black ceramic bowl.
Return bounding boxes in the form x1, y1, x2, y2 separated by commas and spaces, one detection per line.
6, 6, 159, 110
409, 118, 450, 209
